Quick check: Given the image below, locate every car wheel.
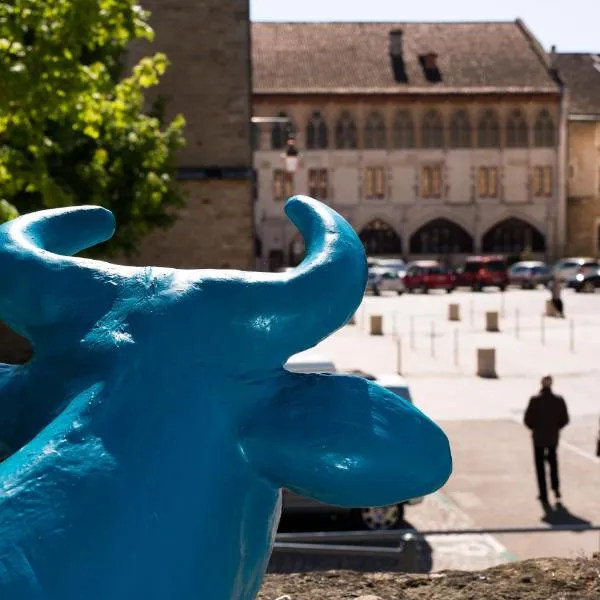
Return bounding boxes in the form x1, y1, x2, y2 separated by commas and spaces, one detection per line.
357, 504, 404, 530
446, 287, 454, 294
471, 283, 481, 292
499, 285, 507, 292
420, 284, 429, 294
583, 281, 595, 293
373, 286, 380, 296
407, 287, 413, 294
397, 290, 404, 295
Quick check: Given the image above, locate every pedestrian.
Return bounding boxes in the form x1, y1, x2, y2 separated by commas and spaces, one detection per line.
550, 276, 564, 318
524, 375, 569, 505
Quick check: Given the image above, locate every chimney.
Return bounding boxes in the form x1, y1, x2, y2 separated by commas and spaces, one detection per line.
389, 29, 408, 83
389, 29, 404, 57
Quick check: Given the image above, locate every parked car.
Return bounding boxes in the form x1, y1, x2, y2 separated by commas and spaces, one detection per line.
366, 267, 406, 296
370, 258, 407, 275
572, 267, 600, 293
553, 257, 599, 287
508, 261, 553, 289
282, 355, 423, 530
403, 261, 455, 294
455, 255, 508, 291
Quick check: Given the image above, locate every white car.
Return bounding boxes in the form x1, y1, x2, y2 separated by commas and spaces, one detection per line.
553, 257, 599, 285
282, 354, 422, 530
366, 267, 406, 296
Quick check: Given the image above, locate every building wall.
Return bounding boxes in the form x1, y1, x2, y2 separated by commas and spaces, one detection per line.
254, 96, 562, 266
566, 120, 600, 257
126, 0, 254, 269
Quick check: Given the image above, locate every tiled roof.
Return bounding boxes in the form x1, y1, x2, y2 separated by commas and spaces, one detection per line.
554, 54, 600, 117
251, 21, 560, 94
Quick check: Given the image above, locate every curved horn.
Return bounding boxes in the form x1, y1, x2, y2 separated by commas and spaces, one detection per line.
235, 196, 367, 361
0, 206, 116, 339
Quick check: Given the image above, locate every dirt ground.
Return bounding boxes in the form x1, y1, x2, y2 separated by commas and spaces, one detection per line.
258, 555, 600, 600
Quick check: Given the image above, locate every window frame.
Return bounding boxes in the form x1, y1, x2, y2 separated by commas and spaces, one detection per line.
532, 165, 553, 197
308, 168, 329, 200
306, 111, 328, 150
421, 110, 444, 149
364, 111, 387, 149
477, 166, 499, 198
477, 110, 501, 149
392, 110, 415, 149
334, 111, 358, 149
420, 164, 443, 199
273, 169, 294, 202
364, 166, 386, 200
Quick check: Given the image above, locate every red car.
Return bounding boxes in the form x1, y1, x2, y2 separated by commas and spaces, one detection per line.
456, 255, 509, 291
404, 261, 456, 293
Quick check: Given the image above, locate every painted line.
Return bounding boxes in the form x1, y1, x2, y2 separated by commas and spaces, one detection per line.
508, 415, 600, 464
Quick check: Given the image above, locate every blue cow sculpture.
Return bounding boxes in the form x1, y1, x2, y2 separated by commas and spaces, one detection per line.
0, 195, 452, 599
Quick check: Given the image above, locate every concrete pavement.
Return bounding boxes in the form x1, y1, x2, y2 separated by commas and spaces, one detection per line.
296, 287, 600, 568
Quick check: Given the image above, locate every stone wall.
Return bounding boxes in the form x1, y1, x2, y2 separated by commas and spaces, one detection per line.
127, 0, 254, 269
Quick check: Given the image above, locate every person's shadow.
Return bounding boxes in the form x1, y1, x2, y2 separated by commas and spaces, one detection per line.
540, 501, 592, 530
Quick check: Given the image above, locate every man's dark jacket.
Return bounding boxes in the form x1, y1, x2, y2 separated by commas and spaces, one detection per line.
524, 390, 569, 446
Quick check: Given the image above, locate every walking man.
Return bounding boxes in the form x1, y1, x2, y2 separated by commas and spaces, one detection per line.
550, 276, 564, 318
524, 375, 569, 505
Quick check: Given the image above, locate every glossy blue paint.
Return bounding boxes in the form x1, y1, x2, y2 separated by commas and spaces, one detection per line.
0, 196, 452, 599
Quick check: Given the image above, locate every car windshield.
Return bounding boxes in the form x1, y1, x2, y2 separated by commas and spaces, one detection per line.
485, 260, 505, 271
425, 267, 448, 275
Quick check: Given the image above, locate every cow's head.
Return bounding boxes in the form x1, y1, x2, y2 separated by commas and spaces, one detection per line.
0, 194, 451, 548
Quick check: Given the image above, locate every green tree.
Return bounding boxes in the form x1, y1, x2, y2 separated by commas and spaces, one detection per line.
0, 0, 186, 257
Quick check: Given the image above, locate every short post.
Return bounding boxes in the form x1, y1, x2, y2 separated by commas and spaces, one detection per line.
448, 303, 460, 322
477, 348, 497, 378
396, 337, 402, 375
515, 309, 520, 339
454, 328, 459, 366
485, 311, 500, 332
545, 300, 557, 318
569, 319, 574, 352
540, 314, 545, 345
370, 315, 383, 336
430, 321, 435, 357
410, 316, 415, 349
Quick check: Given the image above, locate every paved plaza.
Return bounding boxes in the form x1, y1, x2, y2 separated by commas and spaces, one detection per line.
297, 287, 600, 570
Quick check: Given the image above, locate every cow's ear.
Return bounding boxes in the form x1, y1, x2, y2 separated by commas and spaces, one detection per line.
240, 373, 452, 507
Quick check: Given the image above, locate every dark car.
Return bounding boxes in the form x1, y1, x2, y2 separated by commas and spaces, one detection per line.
572, 267, 600, 293
456, 256, 509, 291
404, 261, 455, 293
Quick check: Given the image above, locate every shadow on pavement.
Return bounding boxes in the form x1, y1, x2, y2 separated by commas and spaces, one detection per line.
541, 501, 592, 529
270, 514, 433, 574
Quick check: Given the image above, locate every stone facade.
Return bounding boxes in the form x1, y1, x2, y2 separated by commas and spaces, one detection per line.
126, 0, 255, 270
252, 22, 566, 269
254, 97, 564, 268
565, 120, 600, 257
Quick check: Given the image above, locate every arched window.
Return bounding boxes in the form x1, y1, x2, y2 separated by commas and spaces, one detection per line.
421, 110, 444, 149
506, 110, 529, 148
334, 111, 358, 149
364, 111, 387, 149
271, 111, 296, 150
477, 110, 500, 148
392, 111, 415, 149
482, 218, 546, 253
359, 219, 402, 256
409, 218, 474, 254
534, 110, 556, 147
305, 111, 328, 150
449, 110, 472, 148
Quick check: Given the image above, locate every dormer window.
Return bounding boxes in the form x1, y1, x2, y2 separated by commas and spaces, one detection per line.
419, 52, 442, 83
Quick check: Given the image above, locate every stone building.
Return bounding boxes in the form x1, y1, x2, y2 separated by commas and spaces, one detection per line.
127, 0, 255, 270
554, 53, 600, 257
251, 21, 567, 269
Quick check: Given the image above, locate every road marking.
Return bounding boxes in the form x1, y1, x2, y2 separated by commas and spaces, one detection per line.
508, 415, 600, 464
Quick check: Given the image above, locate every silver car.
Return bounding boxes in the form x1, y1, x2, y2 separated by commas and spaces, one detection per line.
553, 257, 599, 285
508, 261, 552, 289
366, 267, 406, 296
